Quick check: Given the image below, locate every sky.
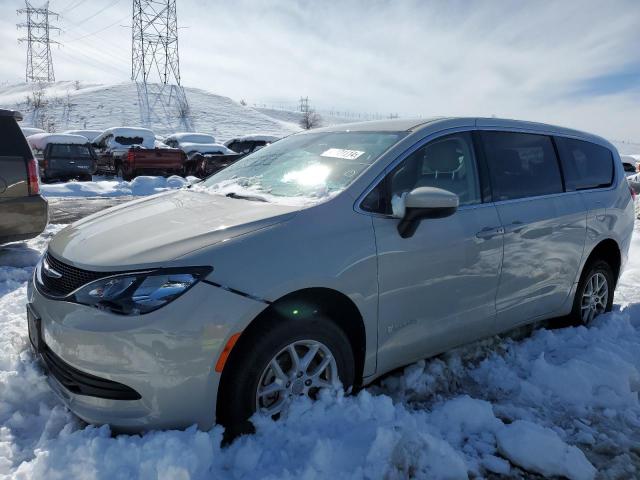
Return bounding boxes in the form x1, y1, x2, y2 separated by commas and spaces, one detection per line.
1, 0, 639, 141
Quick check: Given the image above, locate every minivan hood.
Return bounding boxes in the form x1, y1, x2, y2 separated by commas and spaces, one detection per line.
48, 189, 301, 270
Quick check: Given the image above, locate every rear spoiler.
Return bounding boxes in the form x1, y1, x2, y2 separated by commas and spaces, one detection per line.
0, 109, 23, 121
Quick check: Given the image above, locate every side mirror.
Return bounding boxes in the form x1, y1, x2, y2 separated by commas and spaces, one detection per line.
397, 187, 459, 238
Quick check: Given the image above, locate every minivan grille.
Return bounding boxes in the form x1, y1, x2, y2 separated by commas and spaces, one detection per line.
39, 252, 112, 297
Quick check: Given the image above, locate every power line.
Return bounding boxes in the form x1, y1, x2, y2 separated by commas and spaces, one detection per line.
65, 13, 129, 42
17, 1, 60, 82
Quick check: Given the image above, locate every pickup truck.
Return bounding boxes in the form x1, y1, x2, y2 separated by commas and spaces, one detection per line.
92, 127, 185, 180
118, 147, 186, 180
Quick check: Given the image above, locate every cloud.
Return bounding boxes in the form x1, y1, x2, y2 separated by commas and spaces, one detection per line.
1, 0, 639, 140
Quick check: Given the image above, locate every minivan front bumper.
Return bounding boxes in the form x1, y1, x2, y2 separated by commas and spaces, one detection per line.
27, 275, 266, 432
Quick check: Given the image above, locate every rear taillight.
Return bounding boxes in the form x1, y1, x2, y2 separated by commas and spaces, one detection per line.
127, 150, 134, 161
630, 185, 636, 201
27, 158, 40, 195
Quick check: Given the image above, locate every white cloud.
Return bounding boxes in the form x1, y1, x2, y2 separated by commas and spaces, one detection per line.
1, 0, 639, 140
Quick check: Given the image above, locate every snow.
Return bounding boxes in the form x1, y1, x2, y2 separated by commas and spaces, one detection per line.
26, 133, 89, 151
179, 142, 234, 155
62, 130, 103, 142
20, 127, 45, 137
2, 215, 640, 477
223, 134, 281, 146
92, 127, 156, 150
496, 420, 596, 480
165, 132, 216, 145
0, 82, 298, 141
40, 175, 197, 198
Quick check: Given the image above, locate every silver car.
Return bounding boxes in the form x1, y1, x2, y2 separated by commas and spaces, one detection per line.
27, 118, 635, 433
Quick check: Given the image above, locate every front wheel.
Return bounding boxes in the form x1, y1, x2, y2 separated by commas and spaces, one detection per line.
570, 259, 614, 325
217, 315, 354, 437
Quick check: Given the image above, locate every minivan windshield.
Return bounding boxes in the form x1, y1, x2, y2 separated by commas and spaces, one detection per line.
199, 131, 403, 203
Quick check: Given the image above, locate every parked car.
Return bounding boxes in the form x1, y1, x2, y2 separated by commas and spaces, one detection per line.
186, 152, 241, 178
27, 133, 97, 182
165, 132, 217, 149
621, 155, 639, 177
0, 110, 47, 244
28, 118, 634, 435
92, 127, 184, 179
224, 134, 280, 158
63, 130, 103, 143
180, 142, 236, 176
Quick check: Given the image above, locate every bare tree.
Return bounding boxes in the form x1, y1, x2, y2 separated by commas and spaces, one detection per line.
239, 98, 247, 106
299, 109, 322, 130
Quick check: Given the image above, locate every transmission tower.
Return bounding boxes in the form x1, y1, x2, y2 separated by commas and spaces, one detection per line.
17, 1, 60, 83
131, 0, 192, 132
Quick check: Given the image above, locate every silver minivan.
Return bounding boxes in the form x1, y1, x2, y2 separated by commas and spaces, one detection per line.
27, 118, 635, 433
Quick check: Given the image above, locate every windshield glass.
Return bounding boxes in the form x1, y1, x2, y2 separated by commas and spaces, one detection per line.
50, 144, 91, 157
199, 131, 403, 203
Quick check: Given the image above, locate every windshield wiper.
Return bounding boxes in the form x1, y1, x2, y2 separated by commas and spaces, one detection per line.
226, 192, 268, 202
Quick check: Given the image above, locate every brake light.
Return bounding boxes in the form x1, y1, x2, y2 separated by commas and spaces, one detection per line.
127, 150, 134, 161
27, 158, 40, 195
630, 185, 636, 201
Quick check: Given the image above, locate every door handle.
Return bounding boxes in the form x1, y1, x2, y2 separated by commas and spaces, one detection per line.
503, 221, 525, 234
476, 226, 504, 239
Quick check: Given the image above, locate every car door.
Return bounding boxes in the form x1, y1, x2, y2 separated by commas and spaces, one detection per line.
365, 131, 504, 374
478, 130, 587, 331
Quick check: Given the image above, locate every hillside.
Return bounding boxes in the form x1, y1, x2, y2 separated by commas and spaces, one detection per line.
0, 81, 300, 142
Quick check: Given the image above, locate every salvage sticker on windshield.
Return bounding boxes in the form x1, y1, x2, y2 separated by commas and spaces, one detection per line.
320, 148, 365, 160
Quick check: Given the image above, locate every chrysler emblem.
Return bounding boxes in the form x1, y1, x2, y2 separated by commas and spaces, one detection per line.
42, 258, 62, 279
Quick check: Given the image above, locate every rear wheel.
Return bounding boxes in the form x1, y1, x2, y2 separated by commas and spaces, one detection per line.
570, 259, 614, 325
217, 315, 354, 438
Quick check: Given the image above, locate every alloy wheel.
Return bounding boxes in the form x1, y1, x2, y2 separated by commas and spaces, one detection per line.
580, 272, 609, 324
255, 339, 339, 417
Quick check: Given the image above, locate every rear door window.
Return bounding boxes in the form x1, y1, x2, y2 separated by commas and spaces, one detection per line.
0, 117, 32, 159
480, 131, 563, 201
555, 137, 614, 190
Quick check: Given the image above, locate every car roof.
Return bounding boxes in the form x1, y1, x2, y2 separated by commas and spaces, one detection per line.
309, 116, 614, 149
0, 109, 23, 121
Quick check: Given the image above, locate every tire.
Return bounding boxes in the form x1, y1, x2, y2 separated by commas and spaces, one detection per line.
217, 315, 355, 438
569, 259, 614, 325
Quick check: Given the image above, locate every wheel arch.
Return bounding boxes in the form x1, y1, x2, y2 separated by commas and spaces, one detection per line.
219, 287, 367, 391
582, 238, 621, 285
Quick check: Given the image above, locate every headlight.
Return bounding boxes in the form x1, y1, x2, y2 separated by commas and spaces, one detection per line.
71, 268, 211, 315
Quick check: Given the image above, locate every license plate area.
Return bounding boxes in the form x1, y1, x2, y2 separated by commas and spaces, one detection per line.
27, 304, 42, 354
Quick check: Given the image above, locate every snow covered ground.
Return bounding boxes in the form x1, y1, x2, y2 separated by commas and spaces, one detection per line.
1, 225, 640, 478
39, 175, 197, 198
0, 82, 299, 141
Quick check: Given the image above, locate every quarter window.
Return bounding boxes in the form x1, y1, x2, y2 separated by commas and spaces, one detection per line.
480, 131, 563, 201
555, 137, 613, 191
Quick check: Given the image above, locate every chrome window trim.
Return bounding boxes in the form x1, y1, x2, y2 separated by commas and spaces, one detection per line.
354, 126, 621, 218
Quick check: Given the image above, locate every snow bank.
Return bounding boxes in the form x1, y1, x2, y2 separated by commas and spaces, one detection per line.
2, 224, 640, 477
40, 175, 197, 198
180, 142, 234, 155
165, 132, 216, 144
26, 133, 89, 151
497, 420, 596, 480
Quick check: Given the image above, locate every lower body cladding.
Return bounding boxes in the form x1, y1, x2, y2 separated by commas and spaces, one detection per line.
27, 278, 266, 432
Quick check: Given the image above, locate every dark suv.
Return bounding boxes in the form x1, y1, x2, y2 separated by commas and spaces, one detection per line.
0, 110, 48, 244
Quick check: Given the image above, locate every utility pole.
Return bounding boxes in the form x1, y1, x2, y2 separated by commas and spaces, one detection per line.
17, 1, 59, 83
131, 0, 192, 131
299, 96, 309, 114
